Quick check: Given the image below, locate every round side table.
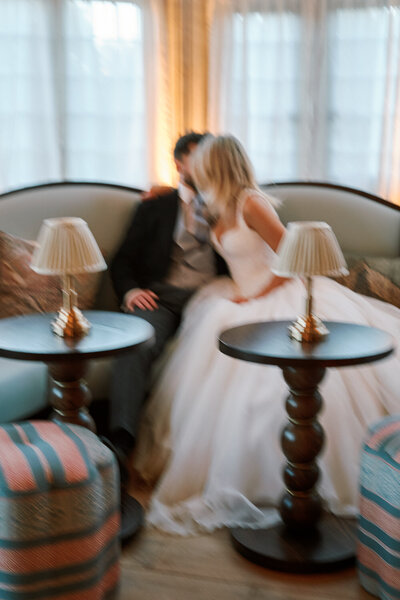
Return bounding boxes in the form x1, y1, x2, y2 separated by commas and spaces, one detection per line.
0, 310, 155, 542
219, 320, 395, 573
0, 310, 155, 432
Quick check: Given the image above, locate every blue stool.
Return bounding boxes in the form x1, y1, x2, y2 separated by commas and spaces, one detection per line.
358, 415, 400, 600
0, 421, 120, 599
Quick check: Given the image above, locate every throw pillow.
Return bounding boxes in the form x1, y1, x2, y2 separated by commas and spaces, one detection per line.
0, 231, 103, 318
335, 254, 400, 308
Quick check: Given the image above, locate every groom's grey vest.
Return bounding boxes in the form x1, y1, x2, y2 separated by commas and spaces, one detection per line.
164, 195, 217, 290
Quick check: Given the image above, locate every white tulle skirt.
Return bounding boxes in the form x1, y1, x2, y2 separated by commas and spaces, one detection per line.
134, 276, 400, 535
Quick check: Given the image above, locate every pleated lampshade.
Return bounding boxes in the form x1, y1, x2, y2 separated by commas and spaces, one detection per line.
272, 221, 348, 278
31, 217, 107, 275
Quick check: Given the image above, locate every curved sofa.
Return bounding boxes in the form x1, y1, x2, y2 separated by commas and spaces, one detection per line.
0, 181, 399, 423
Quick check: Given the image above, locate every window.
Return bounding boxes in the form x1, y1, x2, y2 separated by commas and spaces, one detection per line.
215, 2, 400, 195
230, 11, 300, 182
0, 0, 146, 192
327, 7, 400, 190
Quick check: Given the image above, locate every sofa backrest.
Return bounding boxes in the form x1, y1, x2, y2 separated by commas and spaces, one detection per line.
261, 182, 400, 258
0, 182, 142, 310
2, 180, 399, 313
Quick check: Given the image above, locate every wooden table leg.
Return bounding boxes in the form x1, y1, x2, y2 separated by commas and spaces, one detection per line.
230, 365, 357, 573
279, 365, 325, 527
47, 360, 96, 432
47, 359, 145, 543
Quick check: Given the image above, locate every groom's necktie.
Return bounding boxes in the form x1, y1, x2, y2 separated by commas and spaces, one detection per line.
182, 197, 195, 235
183, 195, 210, 243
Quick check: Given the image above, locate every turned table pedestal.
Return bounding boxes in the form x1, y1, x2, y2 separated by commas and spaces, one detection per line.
219, 320, 394, 573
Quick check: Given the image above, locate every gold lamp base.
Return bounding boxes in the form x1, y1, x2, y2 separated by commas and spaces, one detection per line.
52, 277, 90, 339
289, 314, 329, 343
52, 306, 90, 339
288, 275, 329, 343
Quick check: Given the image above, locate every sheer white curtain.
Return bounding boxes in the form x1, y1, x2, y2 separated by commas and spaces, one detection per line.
0, 0, 169, 193
63, 0, 146, 185
0, 0, 61, 191
208, 0, 400, 203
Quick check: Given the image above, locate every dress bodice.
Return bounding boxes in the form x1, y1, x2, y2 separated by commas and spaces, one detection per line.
211, 191, 277, 297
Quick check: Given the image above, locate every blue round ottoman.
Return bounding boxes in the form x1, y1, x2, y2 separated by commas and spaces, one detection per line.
358, 415, 400, 600
0, 421, 120, 599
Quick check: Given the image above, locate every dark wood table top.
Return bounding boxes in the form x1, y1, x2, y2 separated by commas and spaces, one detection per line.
0, 311, 155, 362
219, 321, 395, 368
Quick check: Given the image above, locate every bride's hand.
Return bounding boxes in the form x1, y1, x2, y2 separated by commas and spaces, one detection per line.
231, 296, 249, 304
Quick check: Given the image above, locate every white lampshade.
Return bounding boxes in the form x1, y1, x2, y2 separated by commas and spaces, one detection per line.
272, 221, 348, 278
31, 217, 107, 275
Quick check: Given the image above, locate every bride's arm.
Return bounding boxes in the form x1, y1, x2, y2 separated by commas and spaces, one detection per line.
233, 193, 289, 303
243, 192, 285, 251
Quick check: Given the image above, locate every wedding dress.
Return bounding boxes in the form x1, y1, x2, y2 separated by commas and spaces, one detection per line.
134, 191, 400, 535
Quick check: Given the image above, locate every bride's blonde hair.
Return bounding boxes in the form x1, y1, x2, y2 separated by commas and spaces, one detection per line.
192, 134, 278, 219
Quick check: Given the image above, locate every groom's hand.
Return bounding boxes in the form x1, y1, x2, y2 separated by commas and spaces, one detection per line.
122, 288, 159, 312
141, 185, 174, 201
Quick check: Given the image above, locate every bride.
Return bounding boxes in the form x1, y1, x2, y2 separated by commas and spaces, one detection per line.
134, 134, 400, 535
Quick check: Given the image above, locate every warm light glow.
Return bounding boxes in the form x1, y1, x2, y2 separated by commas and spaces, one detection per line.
273, 221, 348, 343
30, 217, 106, 339
273, 221, 348, 278
148, 0, 209, 187
31, 217, 107, 275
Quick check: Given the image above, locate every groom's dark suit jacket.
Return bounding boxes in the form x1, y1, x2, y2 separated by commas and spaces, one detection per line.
110, 189, 229, 303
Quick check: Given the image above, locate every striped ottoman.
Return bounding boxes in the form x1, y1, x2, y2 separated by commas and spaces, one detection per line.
0, 421, 120, 599
358, 415, 400, 600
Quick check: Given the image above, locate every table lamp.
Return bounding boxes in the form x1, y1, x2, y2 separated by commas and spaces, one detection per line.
272, 221, 348, 343
30, 217, 107, 338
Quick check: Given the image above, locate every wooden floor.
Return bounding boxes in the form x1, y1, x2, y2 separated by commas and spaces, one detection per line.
119, 482, 373, 600
119, 527, 372, 600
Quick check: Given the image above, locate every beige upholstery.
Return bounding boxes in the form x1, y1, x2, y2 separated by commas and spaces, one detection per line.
0, 183, 139, 246
0, 180, 399, 423
262, 183, 400, 258
0, 183, 142, 421
0, 183, 142, 312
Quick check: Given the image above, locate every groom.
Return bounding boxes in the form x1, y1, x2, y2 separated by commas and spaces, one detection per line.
107, 132, 229, 473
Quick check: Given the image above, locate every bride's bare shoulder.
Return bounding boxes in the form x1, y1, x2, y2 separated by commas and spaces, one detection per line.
242, 189, 280, 222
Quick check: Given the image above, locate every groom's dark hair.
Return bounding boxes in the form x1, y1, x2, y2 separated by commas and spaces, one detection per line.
173, 132, 208, 160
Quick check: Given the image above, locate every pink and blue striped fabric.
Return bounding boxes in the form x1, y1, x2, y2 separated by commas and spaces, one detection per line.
358, 415, 400, 600
0, 421, 120, 599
